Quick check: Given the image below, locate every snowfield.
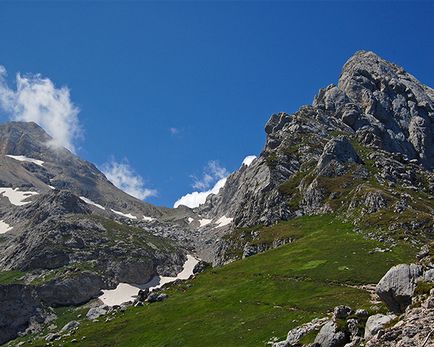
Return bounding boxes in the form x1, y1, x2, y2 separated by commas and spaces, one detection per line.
0, 220, 12, 234
80, 196, 105, 210
215, 215, 233, 228
111, 209, 137, 220
6, 155, 44, 167
0, 188, 39, 206
242, 155, 257, 167
99, 255, 199, 306
199, 218, 212, 227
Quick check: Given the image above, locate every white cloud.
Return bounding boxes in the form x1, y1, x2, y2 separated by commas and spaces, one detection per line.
192, 160, 228, 190
0, 66, 81, 152
101, 160, 157, 200
174, 177, 227, 208
173, 155, 256, 209
242, 155, 257, 167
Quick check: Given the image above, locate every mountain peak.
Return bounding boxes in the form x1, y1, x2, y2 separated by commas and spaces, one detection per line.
0, 121, 54, 158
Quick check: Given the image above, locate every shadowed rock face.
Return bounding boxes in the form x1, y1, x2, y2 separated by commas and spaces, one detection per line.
36, 271, 105, 307
0, 284, 48, 345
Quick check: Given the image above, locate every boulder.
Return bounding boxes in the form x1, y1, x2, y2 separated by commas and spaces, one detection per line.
333, 306, 352, 320
146, 292, 168, 303
137, 288, 149, 302
45, 333, 60, 341
272, 317, 328, 347
86, 305, 110, 320
314, 321, 348, 347
364, 314, 396, 340
60, 320, 80, 333
424, 269, 434, 282
376, 264, 423, 313
37, 271, 105, 307
193, 260, 211, 274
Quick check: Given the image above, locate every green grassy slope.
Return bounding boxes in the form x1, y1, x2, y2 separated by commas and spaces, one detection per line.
26, 215, 415, 347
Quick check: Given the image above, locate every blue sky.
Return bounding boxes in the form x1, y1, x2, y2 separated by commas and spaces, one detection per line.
0, 1, 433, 207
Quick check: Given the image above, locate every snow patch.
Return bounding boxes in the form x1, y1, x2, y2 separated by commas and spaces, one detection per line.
187, 217, 194, 224
6, 155, 44, 167
142, 216, 155, 222
215, 216, 233, 228
80, 196, 105, 210
199, 218, 212, 227
99, 255, 199, 306
0, 220, 12, 234
242, 155, 257, 167
111, 209, 137, 220
0, 188, 39, 206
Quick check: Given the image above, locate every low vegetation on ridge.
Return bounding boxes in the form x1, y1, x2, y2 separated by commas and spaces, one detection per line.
21, 215, 416, 347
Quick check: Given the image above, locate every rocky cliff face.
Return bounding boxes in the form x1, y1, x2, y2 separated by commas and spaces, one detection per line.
0, 124, 194, 344
197, 51, 433, 263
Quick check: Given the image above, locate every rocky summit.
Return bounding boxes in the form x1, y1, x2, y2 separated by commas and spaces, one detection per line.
1, 51, 433, 347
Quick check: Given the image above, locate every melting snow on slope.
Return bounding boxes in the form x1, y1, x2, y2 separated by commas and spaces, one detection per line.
111, 209, 137, 220
143, 216, 155, 222
187, 217, 194, 224
0, 188, 39, 206
0, 220, 12, 234
199, 218, 212, 227
80, 196, 105, 210
215, 216, 233, 228
242, 155, 257, 167
6, 155, 44, 167
99, 255, 199, 306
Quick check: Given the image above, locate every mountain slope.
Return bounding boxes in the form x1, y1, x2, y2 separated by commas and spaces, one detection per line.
0, 121, 164, 219
18, 215, 416, 347
196, 51, 433, 263
0, 123, 195, 344
1, 51, 433, 347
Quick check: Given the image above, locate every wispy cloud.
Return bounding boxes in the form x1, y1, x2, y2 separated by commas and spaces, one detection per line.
174, 156, 256, 208
0, 65, 82, 152
174, 160, 229, 208
192, 160, 228, 190
101, 159, 157, 200
174, 177, 227, 208
169, 127, 180, 135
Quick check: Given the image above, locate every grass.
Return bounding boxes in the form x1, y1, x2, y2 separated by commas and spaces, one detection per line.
25, 215, 416, 347
0, 270, 25, 285
415, 281, 434, 295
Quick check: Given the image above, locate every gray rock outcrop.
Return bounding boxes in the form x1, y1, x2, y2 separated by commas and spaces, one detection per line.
314, 320, 348, 347
0, 284, 48, 345
364, 314, 396, 340
37, 272, 105, 307
376, 263, 423, 313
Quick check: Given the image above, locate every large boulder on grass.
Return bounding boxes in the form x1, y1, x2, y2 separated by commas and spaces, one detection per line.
376, 264, 422, 313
